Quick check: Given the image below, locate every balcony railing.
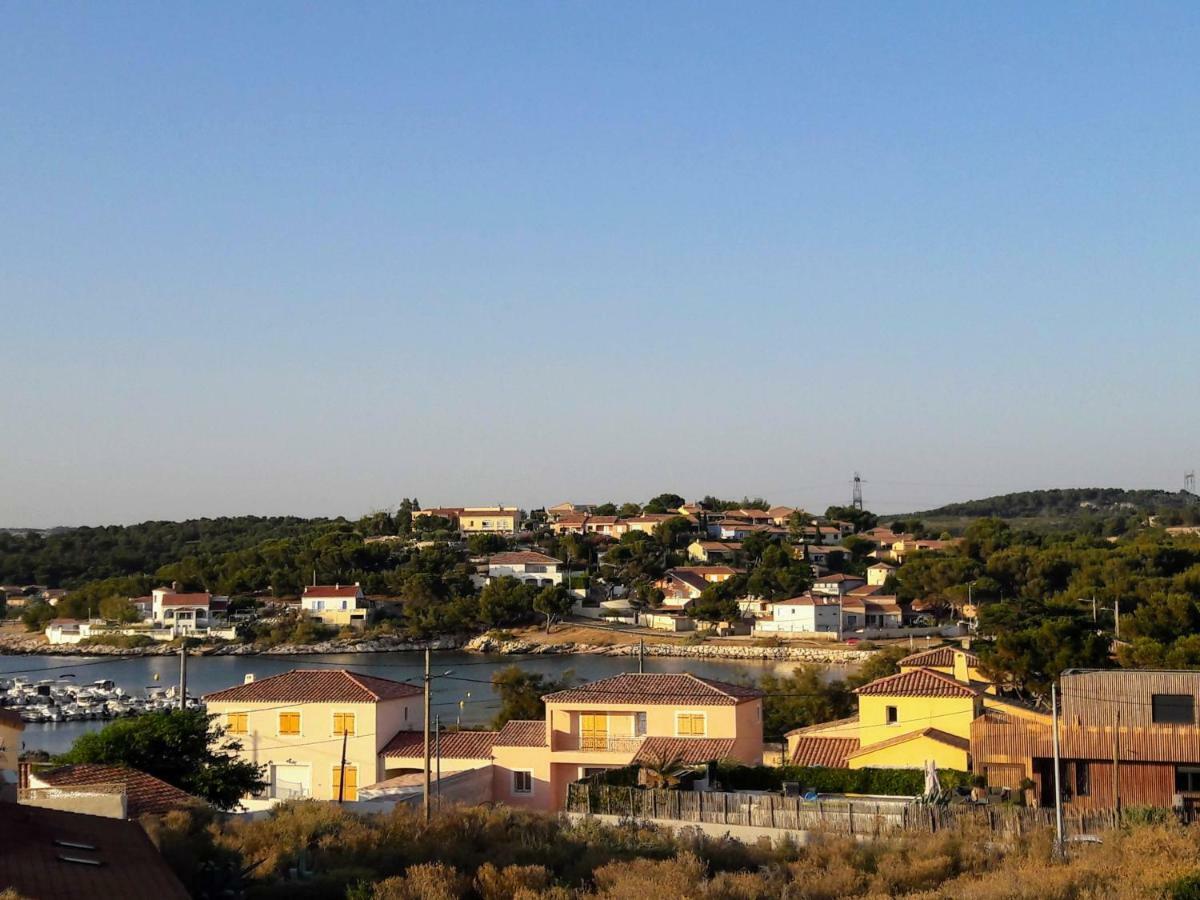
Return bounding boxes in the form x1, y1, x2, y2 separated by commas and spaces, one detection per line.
576, 735, 645, 753
257, 779, 309, 801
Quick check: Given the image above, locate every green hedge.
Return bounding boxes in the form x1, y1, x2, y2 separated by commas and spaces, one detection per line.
715, 763, 973, 796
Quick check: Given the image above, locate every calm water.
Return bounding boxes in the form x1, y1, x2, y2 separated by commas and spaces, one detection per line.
1, 651, 854, 754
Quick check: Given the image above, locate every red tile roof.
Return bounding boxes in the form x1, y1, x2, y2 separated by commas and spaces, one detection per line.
784, 715, 859, 738
0, 802, 190, 899
488, 551, 563, 566
813, 574, 865, 584
382, 729, 497, 759
898, 646, 979, 668
34, 764, 200, 817
790, 736, 860, 768
542, 674, 763, 706
634, 737, 737, 765
494, 719, 548, 747
303, 585, 362, 598
853, 668, 979, 699
203, 669, 421, 703
847, 727, 969, 759
158, 593, 211, 607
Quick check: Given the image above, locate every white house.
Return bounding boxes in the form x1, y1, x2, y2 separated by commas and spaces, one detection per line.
151, 587, 219, 633
754, 595, 842, 634
485, 552, 566, 587
811, 574, 867, 597
302, 584, 368, 627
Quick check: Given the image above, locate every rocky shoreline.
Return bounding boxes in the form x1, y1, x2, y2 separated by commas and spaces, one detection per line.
0, 632, 872, 664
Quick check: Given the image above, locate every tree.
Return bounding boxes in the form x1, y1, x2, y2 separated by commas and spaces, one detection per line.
758, 667, 854, 741
56, 709, 265, 810
99, 596, 140, 623
21, 601, 54, 632
533, 585, 575, 633
396, 498, 416, 535
643, 493, 686, 514
690, 588, 738, 625
467, 533, 509, 555
490, 666, 575, 728
478, 577, 537, 629
594, 503, 618, 516
824, 506, 878, 534
617, 502, 642, 518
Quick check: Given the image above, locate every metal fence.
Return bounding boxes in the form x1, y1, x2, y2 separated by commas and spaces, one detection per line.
566, 783, 1142, 837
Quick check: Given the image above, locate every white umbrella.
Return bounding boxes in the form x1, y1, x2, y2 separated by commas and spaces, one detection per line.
923, 759, 943, 803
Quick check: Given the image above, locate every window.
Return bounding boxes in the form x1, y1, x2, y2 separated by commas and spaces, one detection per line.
634, 712, 647, 736
512, 770, 533, 794
886, 706, 899, 725
1152, 694, 1195, 724
676, 713, 706, 737
226, 713, 248, 735
333, 712, 356, 736
278, 712, 301, 736
1176, 766, 1200, 793
1075, 761, 1090, 797
332, 765, 358, 801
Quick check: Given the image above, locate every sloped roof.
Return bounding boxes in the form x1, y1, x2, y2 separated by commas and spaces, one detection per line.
34, 764, 200, 817
847, 727, 969, 759
203, 669, 421, 703
853, 668, 979, 699
0, 802, 189, 899
157, 593, 211, 607
790, 736, 860, 768
542, 673, 763, 706
382, 729, 497, 759
494, 719, 548, 747
488, 551, 562, 566
898, 646, 980, 668
634, 737, 736, 765
784, 715, 860, 738
303, 585, 361, 598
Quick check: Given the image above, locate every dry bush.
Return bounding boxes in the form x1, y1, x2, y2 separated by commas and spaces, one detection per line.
371, 862, 468, 900
474, 862, 554, 899
591, 851, 709, 898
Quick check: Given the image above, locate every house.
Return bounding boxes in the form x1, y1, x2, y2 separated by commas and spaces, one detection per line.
203, 669, 424, 804
686, 540, 742, 563
547, 502, 594, 521
786, 646, 1014, 774
550, 512, 590, 535
412, 507, 465, 527
638, 611, 696, 632
716, 522, 789, 541
840, 596, 903, 630
21, 764, 201, 819
811, 573, 867, 597
0, 802, 190, 900
583, 515, 623, 537
486, 551, 565, 587
45, 619, 87, 645
972, 669, 1200, 812
458, 507, 521, 534
801, 544, 847, 574
655, 567, 738, 608
754, 594, 841, 634
0, 708, 24, 782
151, 587, 219, 633
891, 538, 959, 562
867, 561, 897, 586
622, 514, 678, 535
301, 583, 369, 628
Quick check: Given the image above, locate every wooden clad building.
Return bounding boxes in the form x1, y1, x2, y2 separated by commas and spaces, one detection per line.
972, 669, 1200, 812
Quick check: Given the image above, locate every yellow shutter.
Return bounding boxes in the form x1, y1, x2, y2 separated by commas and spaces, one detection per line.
333, 765, 358, 801
279, 712, 301, 735
226, 713, 247, 734
678, 714, 705, 736
333, 712, 355, 736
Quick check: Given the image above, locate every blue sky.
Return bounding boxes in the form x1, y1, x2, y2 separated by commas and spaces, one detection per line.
3, 2, 1199, 527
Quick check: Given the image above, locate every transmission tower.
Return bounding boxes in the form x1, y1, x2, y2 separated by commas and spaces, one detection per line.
851, 472, 864, 511
1187, 471, 1196, 493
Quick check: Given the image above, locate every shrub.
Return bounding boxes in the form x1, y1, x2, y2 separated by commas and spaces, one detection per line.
715, 763, 973, 795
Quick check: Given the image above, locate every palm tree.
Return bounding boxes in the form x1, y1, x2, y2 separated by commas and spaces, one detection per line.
639, 749, 690, 789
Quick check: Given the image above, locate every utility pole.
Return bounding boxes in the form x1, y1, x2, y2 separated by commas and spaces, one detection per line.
638, 639, 645, 674
1091, 595, 1097, 623
422, 647, 432, 823
1051, 681, 1064, 855
1113, 599, 1121, 639
337, 728, 348, 804
178, 644, 188, 712
1113, 709, 1121, 816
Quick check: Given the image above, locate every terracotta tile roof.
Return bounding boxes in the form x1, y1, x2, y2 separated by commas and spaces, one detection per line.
634, 737, 737, 765
382, 729, 497, 759
671, 566, 738, 576
853, 668, 979, 699
0, 802, 190, 899
158, 593, 211, 607
784, 715, 859, 737
790, 736, 860, 767
847, 727, 969, 759
813, 574, 864, 584
303, 585, 361, 598
542, 673, 764, 706
203, 669, 421, 704
898, 646, 979, 668
664, 571, 709, 594
34, 764, 200, 817
586, 516, 620, 525
494, 719, 547, 747
488, 551, 562, 566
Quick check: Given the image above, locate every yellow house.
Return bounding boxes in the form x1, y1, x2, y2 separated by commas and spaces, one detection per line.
203, 669, 423, 805
787, 646, 1005, 774
458, 507, 521, 534
384, 673, 765, 812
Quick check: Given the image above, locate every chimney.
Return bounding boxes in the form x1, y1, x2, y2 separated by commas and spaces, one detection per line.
244, 673, 256, 684
335, 583, 340, 590
171, 581, 181, 592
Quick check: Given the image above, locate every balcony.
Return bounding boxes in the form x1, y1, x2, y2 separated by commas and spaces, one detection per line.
574, 735, 645, 753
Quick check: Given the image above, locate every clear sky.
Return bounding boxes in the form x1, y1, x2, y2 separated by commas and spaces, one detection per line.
3, 2, 1199, 528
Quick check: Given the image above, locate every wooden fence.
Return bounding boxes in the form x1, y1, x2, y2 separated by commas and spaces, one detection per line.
566, 783, 1139, 837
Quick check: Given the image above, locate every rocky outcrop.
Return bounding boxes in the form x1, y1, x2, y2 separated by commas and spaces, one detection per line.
461, 634, 872, 663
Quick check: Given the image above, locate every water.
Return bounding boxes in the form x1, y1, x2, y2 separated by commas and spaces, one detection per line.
0, 651, 854, 754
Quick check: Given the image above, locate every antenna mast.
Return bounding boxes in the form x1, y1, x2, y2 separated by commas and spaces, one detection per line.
1186, 471, 1196, 493
851, 472, 864, 511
